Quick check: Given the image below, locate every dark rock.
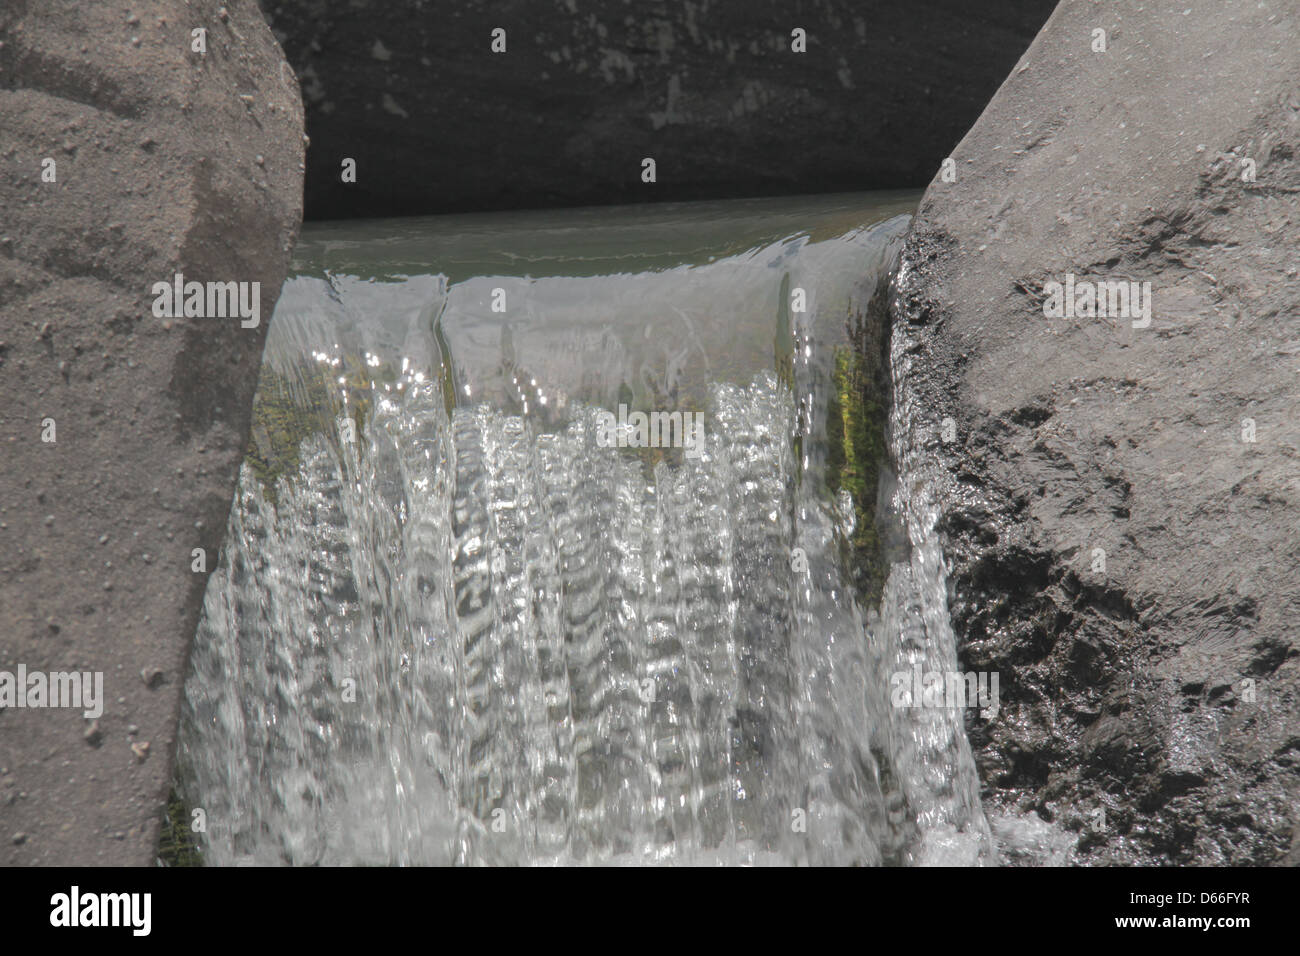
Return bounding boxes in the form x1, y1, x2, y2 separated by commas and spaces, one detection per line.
258, 0, 1057, 219
0, 0, 303, 865
890, 0, 1299, 864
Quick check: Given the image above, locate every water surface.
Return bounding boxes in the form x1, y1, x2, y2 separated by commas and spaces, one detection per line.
175, 190, 993, 866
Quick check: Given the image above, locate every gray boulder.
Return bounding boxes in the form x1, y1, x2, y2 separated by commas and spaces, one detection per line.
0, 0, 303, 865
891, 0, 1299, 863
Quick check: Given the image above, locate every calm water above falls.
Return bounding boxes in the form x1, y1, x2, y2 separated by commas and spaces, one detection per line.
176, 191, 996, 865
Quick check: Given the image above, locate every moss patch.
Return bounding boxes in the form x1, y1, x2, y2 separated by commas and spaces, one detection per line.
245, 356, 398, 500
824, 277, 893, 607
157, 787, 203, 867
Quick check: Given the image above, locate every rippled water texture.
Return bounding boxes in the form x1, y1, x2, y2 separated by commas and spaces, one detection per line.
177, 192, 993, 865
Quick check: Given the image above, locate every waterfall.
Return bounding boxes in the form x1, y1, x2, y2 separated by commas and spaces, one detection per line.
174, 194, 993, 865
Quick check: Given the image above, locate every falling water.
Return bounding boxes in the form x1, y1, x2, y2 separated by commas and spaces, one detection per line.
175, 193, 993, 866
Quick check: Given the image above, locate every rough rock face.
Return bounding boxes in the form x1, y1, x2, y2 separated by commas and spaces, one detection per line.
890, 0, 1299, 864
258, 0, 1057, 220
0, 0, 303, 865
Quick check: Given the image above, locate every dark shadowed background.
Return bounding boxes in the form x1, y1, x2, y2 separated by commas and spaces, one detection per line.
258, 0, 1058, 219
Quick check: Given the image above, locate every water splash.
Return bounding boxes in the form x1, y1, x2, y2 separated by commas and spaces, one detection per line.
880, 283, 996, 865
177, 194, 992, 865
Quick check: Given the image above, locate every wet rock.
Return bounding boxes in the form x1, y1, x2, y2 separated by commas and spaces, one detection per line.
257, 0, 1057, 218
0, 0, 304, 865
890, 0, 1300, 864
